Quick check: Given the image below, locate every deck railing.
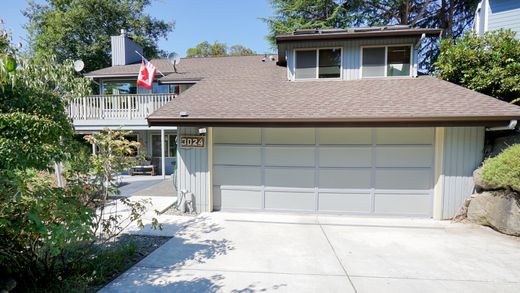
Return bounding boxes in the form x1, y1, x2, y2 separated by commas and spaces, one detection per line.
68, 94, 176, 120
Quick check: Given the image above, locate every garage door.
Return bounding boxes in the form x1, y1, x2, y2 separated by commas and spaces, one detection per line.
213, 128, 434, 217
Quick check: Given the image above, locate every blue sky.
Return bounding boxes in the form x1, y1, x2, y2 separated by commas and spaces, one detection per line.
1, 0, 274, 56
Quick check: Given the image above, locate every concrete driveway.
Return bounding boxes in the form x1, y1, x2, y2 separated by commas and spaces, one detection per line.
100, 212, 520, 293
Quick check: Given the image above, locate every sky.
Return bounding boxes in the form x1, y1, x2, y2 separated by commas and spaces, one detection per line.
1, 0, 275, 57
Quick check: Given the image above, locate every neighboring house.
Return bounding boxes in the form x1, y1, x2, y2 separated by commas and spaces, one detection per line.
71, 30, 194, 176
144, 26, 520, 220
474, 0, 520, 37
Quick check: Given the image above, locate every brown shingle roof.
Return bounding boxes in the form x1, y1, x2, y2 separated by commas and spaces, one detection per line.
141, 55, 520, 127
84, 59, 177, 78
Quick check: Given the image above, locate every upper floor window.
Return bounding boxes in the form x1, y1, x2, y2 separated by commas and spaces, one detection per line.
295, 48, 341, 80
361, 45, 412, 78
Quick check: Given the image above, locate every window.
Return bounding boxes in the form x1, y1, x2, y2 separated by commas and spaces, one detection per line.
102, 81, 137, 95
295, 48, 342, 80
361, 45, 412, 78
137, 82, 170, 94
319, 49, 341, 78
387, 46, 411, 77
151, 134, 177, 157
295, 50, 317, 79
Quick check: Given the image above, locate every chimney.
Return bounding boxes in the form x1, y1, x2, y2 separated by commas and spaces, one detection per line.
111, 29, 143, 66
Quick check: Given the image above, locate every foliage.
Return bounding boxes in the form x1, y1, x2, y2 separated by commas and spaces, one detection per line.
186, 41, 256, 57
481, 144, 520, 192
0, 24, 158, 290
435, 30, 520, 103
263, 0, 480, 71
24, 0, 174, 72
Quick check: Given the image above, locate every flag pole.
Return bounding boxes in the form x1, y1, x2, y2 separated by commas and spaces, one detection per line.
135, 50, 166, 77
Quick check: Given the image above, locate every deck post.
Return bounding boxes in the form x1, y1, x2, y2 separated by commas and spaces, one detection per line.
161, 128, 166, 179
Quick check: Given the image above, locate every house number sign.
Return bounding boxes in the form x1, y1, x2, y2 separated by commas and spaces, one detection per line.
180, 136, 206, 148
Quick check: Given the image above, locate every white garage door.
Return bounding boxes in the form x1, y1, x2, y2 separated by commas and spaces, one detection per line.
213, 128, 434, 217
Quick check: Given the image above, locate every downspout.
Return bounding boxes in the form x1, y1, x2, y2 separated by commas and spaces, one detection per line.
486, 120, 518, 131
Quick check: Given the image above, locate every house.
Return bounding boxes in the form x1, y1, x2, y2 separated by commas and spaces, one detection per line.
143, 25, 520, 220
474, 0, 520, 37
70, 30, 193, 177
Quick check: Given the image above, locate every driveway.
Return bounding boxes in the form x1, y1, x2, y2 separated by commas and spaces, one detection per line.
100, 212, 520, 293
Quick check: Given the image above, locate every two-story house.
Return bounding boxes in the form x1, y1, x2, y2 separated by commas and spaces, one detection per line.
474, 0, 520, 37
71, 30, 194, 177
143, 26, 520, 219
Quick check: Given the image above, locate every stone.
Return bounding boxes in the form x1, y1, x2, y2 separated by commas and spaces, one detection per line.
467, 191, 520, 236
473, 167, 495, 192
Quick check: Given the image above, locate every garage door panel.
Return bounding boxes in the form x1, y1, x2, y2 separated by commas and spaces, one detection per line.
318, 192, 371, 213
265, 191, 315, 211
214, 146, 261, 166
213, 127, 261, 144
376, 146, 433, 168
374, 194, 431, 216
319, 169, 371, 189
264, 128, 315, 145
376, 128, 434, 145
221, 189, 263, 210
265, 147, 314, 167
265, 168, 315, 188
320, 147, 371, 167
214, 166, 262, 186
375, 169, 431, 190
319, 128, 371, 144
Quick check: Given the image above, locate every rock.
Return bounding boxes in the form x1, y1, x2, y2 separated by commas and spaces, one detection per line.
467, 191, 520, 236
473, 167, 494, 192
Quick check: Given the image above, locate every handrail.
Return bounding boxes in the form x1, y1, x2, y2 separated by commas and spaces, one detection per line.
68, 94, 176, 120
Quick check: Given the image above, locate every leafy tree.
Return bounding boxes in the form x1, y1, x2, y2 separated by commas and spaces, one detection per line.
434, 30, 520, 103
186, 41, 255, 57
24, 0, 174, 72
229, 44, 256, 56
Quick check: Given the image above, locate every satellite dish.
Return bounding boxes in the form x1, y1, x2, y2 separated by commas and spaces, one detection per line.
73, 60, 85, 72
167, 52, 181, 72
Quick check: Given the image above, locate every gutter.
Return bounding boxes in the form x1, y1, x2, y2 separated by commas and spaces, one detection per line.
486, 119, 517, 131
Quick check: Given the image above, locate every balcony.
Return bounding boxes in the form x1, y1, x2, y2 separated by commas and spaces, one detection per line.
68, 94, 175, 121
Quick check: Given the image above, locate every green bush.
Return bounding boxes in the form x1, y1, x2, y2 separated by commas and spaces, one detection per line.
481, 144, 520, 192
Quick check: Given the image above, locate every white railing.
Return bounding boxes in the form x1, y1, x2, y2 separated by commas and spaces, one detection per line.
68, 94, 176, 120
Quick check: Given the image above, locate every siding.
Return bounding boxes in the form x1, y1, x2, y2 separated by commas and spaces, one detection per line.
488, 0, 520, 37
176, 127, 209, 212
442, 127, 485, 219
285, 37, 419, 80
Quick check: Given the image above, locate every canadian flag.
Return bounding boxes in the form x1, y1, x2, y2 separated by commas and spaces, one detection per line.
137, 58, 157, 89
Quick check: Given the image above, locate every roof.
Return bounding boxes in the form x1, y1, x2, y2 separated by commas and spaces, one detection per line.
84, 59, 177, 78
276, 26, 442, 43
147, 55, 520, 127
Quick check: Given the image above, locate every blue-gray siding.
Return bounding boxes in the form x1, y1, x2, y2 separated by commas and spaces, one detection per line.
111, 34, 143, 66
442, 127, 485, 219
286, 37, 419, 81
176, 127, 209, 212
489, 0, 520, 37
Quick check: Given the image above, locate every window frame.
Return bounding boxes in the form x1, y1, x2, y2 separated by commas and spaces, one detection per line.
360, 44, 414, 79
150, 134, 177, 158
293, 47, 343, 80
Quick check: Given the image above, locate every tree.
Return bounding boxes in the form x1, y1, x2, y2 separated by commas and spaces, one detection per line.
435, 30, 520, 103
186, 41, 255, 57
24, 0, 174, 72
263, 0, 480, 71
229, 45, 255, 56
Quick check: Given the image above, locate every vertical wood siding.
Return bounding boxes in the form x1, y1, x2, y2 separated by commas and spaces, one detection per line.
177, 127, 209, 212
285, 37, 419, 80
442, 127, 485, 219
488, 0, 520, 37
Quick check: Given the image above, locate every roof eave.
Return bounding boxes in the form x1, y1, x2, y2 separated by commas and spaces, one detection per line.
147, 116, 519, 128
275, 29, 442, 43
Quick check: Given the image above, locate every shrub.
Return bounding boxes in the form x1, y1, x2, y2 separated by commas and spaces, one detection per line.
481, 144, 520, 192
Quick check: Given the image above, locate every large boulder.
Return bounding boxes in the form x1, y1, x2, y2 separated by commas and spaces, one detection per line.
473, 167, 494, 192
467, 191, 520, 236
